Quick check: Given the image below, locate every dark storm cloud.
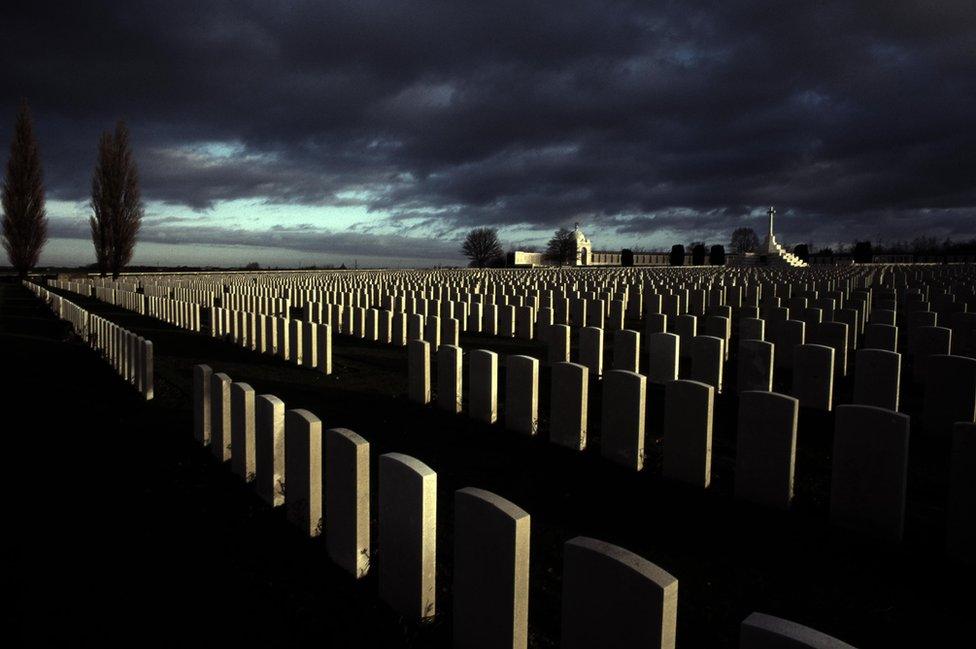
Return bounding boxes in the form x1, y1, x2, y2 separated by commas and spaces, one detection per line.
2, 0, 975, 251
45, 214, 461, 260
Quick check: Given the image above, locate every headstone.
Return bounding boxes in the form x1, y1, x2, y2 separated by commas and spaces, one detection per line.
256, 314, 268, 352
664, 379, 714, 488
515, 305, 534, 340
738, 339, 773, 392
646, 332, 679, 385
408, 313, 424, 342
645, 293, 663, 316
853, 349, 901, 412
392, 311, 408, 346
302, 321, 317, 368
499, 304, 516, 337
549, 324, 571, 364
425, 315, 441, 351
290, 318, 303, 364
831, 405, 910, 542
378, 453, 437, 618
365, 308, 379, 341
771, 319, 805, 370
316, 323, 332, 374
437, 316, 457, 348
437, 344, 463, 414
912, 326, 951, 384
924, 354, 976, 436
740, 317, 765, 342
140, 339, 154, 399
690, 335, 724, 393
353, 306, 367, 337
550, 362, 588, 450
379, 309, 393, 343
264, 315, 277, 354
193, 364, 212, 445
949, 311, 976, 357
601, 370, 646, 470
792, 344, 835, 411
453, 488, 530, 649
906, 310, 938, 348
255, 394, 285, 507
607, 299, 625, 330
863, 323, 897, 352
284, 409, 323, 537
740, 612, 856, 649
484, 303, 499, 336
408, 339, 431, 405
325, 428, 370, 577
470, 349, 499, 424
561, 537, 678, 649
735, 391, 798, 510
645, 312, 667, 337
506, 355, 539, 435
210, 372, 232, 462
703, 315, 731, 359
588, 299, 605, 329
812, 321, 848, 378
672, 314, 697, 359
579, 326, 604, 376
835, 308, 859, 351
536, 307, 553, 342
230, 382, 257, 481
798, 307, 822, 330
613, 329, 640, 373
871, 309, 896, 326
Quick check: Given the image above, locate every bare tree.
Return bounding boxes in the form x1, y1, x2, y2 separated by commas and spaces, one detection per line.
911, 235, 939, 254
2, 100, 47, 278
545, 228, 577, 266
730, 227, 760, 253
461, 227, 503, 267
90, 120, 143, 279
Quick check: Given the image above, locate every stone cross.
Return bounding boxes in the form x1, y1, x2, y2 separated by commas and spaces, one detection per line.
767, 206, 775, 239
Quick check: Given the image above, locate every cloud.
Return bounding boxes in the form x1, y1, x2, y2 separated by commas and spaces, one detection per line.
2, 0, 975, 260
45, 214, 462, 261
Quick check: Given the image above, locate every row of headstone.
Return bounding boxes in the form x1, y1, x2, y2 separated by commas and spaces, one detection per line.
65, 279, 204, 335
26, 282, 154, 399
193, 363, 858, 647
409, 337, 703, 490
60, 263, 975, 312
57, 266, 976, 372
736, 392, 974, 556
409, 341, 541, 435
146, 295, 202, 332
409, 335, 975, 555
210, 307, 333, 374
144, 271, 969, 438
193, 364, 367, 571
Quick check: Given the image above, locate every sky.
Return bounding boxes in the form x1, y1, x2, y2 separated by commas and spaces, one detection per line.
2, 1, 975, 268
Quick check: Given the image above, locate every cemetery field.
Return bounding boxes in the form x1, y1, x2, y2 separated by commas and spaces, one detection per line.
2, 282, 414, 646
12, 270, 975, 648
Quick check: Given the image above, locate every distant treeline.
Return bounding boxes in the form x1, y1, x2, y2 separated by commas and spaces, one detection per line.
817, 236, 976, 256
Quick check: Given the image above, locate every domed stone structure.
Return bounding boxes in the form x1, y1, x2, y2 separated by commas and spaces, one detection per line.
509, 222, 673, 267
572, 223, 592, 266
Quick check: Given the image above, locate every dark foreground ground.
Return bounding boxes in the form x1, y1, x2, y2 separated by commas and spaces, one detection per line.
5, 280, 973, 647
